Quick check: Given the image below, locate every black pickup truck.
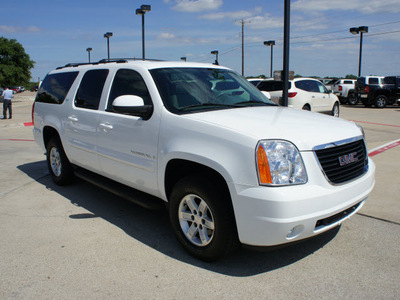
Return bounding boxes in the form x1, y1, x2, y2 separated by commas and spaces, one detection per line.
356, 76, 400, 108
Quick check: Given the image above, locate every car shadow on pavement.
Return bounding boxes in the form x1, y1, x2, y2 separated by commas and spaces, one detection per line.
18, 161, 339, 277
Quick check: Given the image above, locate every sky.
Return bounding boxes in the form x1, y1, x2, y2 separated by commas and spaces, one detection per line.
1, 0, 400, 82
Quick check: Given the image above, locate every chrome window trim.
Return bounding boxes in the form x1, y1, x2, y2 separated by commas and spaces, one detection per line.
312, 135, 363, 151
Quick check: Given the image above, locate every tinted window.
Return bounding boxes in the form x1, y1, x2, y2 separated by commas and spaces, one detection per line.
343, 80, 354, 84
35, 72, 78, 104
384, 77, 395, 84
368, 78, 379, 85
257, 81, 287, 91
295, 80, 316, 92
107, 69, 151, 111
294, 80, 308, 91
75, 69, 109, 110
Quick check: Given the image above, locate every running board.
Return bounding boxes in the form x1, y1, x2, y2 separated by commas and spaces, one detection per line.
74, 167, 166, 210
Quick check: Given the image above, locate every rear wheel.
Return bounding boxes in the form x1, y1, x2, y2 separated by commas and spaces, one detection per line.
375, 95, 387, 108
331, 102, 340, 117
347, 93, 358, 105
169, 175, 238, 261
302, 104, 311, 111
46, 137, 74, 185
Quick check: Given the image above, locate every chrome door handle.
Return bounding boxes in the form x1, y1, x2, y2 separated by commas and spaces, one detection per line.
68, 116, 78, 122
99, 123, 113, 130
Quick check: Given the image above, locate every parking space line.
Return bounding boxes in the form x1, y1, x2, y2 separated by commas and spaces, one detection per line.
351, 120, 400, 128
368, 139, 400, 157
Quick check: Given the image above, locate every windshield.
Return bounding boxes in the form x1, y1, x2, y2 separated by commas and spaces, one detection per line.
150, 67, 275, 114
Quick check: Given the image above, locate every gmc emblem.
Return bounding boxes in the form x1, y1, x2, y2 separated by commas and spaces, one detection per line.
338, 152, 358, 166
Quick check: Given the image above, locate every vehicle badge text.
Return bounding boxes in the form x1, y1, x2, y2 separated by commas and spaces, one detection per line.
338, 152, 358, 166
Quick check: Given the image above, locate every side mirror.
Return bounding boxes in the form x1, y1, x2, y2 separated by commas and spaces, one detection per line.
112, 95, 153, 120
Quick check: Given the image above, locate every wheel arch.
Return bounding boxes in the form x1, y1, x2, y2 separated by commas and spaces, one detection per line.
42, 126, 61, 149
164, 159, 231, 203
374, 90, 390, 98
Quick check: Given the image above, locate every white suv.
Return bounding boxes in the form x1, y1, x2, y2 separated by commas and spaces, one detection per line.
257, 78, 340, 117
33, 60, 375, 261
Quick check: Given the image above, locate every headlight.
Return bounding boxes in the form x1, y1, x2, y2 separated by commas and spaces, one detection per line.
256, 140, 307, 186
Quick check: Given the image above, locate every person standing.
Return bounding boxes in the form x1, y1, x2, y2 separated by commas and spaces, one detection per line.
2, 87, 13, 119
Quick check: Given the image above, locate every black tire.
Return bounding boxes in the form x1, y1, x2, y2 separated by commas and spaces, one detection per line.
302, 104, 311, 111
46, 137, 74, 185
169, 175, 238, 261
331, 102, 340, 117
375, 95, 387, 108
347, 93, 358, 105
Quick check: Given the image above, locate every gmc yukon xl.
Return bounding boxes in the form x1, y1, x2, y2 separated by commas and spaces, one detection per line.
33, 60, 375, 261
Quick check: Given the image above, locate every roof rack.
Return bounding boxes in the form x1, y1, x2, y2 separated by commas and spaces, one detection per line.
56, 58, 164, 70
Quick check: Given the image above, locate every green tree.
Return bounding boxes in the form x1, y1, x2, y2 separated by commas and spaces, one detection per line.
0, 37, 35, 87
345, 74, 358, 79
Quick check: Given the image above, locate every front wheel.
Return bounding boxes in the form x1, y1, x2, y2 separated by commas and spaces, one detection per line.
169, 175, 238, 261
331, 102, 340, 117
46, 138, 74, 185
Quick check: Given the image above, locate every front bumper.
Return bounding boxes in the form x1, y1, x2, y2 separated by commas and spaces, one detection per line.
229, 153, 375, 246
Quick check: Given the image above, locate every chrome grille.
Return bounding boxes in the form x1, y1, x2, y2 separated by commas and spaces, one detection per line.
314, 138, 368, 184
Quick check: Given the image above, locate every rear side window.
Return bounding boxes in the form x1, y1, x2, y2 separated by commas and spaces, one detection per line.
35, 72, 78, 104
75, 69, 109, 110
257, 81, 285, 91
295, 80, 318, 92
368, 78, 379, 85
384, 77, 395, 84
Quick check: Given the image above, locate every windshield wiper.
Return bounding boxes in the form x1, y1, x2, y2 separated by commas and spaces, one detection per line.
178, 103, 237, 111
234, 100, 277, 106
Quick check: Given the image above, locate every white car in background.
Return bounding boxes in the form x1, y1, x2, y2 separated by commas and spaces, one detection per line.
257, 78, 340, 117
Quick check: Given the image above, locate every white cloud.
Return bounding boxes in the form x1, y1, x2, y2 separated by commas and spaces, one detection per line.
171, 0, 223, 13
247, 14, 283, 29
157, 32, 176, 40
199, 6, 262, 20
0, 25, 18, 33
198, 7, 282, 30
292, 0, 400, 14
27, 26, 42, 33
199, 10, 253, 20
0, 25, 43, 33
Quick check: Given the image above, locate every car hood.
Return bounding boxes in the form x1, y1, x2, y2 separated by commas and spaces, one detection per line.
186, 106, 362, 151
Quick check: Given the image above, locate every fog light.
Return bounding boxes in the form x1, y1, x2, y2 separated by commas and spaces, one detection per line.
286, 225, 304, 239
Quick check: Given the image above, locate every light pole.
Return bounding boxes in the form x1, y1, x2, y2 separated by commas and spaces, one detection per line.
282, 0, 290, 107
211, 50, 219, 65
136, 4, 151, 60
86, 47, 92, 63
263, 41, 275, 78
350, 26, 368, 77
104, 32, 113, 61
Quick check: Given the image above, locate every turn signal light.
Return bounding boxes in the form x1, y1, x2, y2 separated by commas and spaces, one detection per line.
257, 144, 272, 184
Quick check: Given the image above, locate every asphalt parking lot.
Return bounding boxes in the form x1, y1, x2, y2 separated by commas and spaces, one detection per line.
1, 92, 399, 299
